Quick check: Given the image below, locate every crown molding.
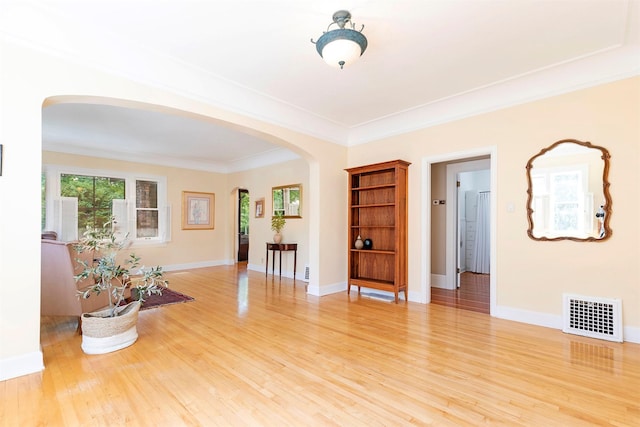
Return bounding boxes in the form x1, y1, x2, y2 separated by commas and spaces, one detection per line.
3, 0, 639, 151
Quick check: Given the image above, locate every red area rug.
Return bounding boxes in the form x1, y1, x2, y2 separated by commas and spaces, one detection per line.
125, 288, 194, 311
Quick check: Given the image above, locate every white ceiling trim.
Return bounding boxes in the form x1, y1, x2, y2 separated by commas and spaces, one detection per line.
349, 44, 640, 145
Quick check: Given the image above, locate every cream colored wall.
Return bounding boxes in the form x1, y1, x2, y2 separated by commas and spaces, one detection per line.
43, 151, 230, 267
228, 159, 310, 277
0, 39, 347, 380
349, 76, 640, 332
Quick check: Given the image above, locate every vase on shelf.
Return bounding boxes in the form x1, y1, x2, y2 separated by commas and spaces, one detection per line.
273, 233, 282, 244
354, 235, 364, 249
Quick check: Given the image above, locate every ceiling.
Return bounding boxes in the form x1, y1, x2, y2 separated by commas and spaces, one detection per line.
3, 0, 639, 172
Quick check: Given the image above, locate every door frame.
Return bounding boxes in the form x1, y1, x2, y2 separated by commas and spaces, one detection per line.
422, 146, 497, 314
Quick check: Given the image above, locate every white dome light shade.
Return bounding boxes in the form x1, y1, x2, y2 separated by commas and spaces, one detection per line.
311, 10, 368, 70
317, 29, 367, 69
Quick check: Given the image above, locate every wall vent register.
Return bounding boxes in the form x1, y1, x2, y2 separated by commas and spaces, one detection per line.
562, 293, 623, 342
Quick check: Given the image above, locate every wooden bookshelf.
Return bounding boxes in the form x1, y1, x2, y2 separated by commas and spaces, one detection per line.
345, 160, 410, 303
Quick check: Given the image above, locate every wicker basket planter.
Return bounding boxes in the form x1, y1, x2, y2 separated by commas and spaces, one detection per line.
81, 301, 141, 354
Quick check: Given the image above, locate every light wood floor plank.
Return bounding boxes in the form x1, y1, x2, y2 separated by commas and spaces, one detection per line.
1, 264, 639, 426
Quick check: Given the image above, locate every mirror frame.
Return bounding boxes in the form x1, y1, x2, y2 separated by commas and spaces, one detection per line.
272, 184, 302, 218
525, 138, 612, 242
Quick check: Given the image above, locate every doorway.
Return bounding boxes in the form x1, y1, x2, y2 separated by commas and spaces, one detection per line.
455, 166, 491, 282
424, 148, 496, 314
435, 161, 490, 313
238, 189, 249, 262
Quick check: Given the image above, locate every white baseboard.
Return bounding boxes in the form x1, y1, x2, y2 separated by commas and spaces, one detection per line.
408, 289, 427, 303
494, 305, 563, 330
624, 326, 640, 343
430, 274, 447, 289
0, 350, 44, 381
308, 281, 347, 297
494, 305, 640, 344
162, 259, 228, 272
246, 263, 262, 273
247, 262, 308, 282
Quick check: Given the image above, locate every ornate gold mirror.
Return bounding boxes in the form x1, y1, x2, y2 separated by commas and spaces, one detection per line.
526, 139, 611, 241
272, 184, 302, 218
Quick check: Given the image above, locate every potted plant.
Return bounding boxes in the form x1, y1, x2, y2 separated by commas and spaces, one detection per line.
271, 213, 286, 243
74, 219, 168, 354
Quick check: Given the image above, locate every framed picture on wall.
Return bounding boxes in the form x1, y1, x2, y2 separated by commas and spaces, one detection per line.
182, 191, 215, 230
255, 198, 264, 218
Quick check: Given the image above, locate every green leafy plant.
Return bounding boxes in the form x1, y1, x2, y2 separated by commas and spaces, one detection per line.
74, 219, 168, 317
271, 213, 286, 234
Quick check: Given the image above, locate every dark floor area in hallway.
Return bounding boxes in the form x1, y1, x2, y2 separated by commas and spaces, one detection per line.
431, 271, 490, 314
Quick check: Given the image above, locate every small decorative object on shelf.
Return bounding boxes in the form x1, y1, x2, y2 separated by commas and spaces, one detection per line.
363, 238, 373, 250
354, 235, 364, 249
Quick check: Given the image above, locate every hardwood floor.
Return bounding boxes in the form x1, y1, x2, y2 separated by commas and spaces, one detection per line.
2, 265, 639, 426
431, 272, 490, 314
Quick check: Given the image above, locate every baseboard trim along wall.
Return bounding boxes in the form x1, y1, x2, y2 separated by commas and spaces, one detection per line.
430, 274, 447, 289
163, 259, 228, 272
246, 263, 309, 282
0, 351, 44, 381
308, 281, 347, 297
494, 305, 640, 344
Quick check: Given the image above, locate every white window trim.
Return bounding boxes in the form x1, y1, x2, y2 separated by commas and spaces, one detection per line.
43, 164, 169, 245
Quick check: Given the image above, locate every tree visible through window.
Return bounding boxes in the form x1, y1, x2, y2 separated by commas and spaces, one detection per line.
60, 174, 126, 234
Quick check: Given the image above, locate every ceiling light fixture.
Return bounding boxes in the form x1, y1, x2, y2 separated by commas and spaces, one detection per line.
311, 10, 368, 70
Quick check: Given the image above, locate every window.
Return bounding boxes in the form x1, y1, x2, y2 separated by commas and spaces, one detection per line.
60, 174, 126, 233
136, 180, 159, 238
531, 164, 593, 238
43, 166, 169, 244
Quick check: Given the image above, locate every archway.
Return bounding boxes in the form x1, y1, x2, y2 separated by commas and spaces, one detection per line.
42, 95, 318, 282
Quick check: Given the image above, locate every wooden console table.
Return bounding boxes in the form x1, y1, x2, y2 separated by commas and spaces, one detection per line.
266, 243, 297, 279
